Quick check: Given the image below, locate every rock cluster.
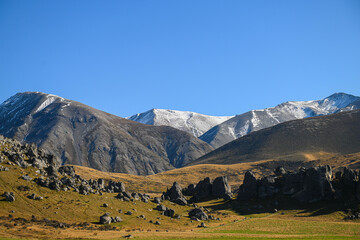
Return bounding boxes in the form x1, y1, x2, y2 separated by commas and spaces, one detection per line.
2, 191, 15, 202
115, 192, 150, 202
0, 165, 9, 171
0, 136, 57, 171
27, 193, 43, 200
183, 176, 232, 202
237, 165, 360, 203
99, 213, 122, 224
155, 204, 176, 218
161, 182, 187, 205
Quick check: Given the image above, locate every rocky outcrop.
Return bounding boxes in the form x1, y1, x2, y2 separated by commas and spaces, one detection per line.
2, 192, 15, 202
189, 208, 208, 220
183, 176, 233, 202
292, 166, 334, 203
212, 176, 232, 200
191, 177, 212, 202
237, 171, 258, 201
161, 182, 187, 205
236, 165, 359, 204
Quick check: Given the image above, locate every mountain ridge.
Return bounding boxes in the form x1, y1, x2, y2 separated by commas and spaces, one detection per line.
0, 92, 213, 175
127, 108, 233, 137
190, 109, 360, 166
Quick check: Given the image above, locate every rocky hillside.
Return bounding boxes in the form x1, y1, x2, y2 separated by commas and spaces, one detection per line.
191, 109, 360, 166
0, 92, 213, 175
200, 93, 360, 147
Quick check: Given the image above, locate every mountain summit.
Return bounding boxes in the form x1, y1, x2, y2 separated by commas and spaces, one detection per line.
127, 93, 360, 148
0, 92, 213, 175
127, 109, 233, 138
197, 92, 360, 148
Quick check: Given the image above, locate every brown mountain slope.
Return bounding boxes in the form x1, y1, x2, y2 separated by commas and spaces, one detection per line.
0, 92, 213, 175
189, 109, 360, 166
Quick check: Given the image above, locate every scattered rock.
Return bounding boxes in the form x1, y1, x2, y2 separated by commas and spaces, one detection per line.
99, 213, 112, 224
189, 208, 208, 221
153, 197, 161, 204
2, 192, 15, 202
198, 222, 207, 228
156, 204, 167, 211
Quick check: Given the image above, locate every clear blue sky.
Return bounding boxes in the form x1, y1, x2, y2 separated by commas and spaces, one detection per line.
1, 0, 360, 117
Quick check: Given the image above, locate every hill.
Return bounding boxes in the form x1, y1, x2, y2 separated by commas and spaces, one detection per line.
0, 92, 213, 175
191, 109, 360, 166
199, 93, 360, 147
0, 135, 359, 240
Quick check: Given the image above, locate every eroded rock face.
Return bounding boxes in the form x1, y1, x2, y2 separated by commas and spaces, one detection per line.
192, 177, 212, 202
237, 171, 258, 201
235, 165, 360, 204
292, 166, 334, 203
183, 184, 196, 196
282, 170, 306, 195
212, 176, 232, 199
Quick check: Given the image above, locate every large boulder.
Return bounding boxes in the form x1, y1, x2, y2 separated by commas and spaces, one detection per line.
292, 165, 334, 203
212, 176, 232, 199
163, 208, 175, 218
99, 213, 112, 224
339, 167, 358, 195
237, 171, 258, 201
162, 182, 187, 206
192, 177, 212, 202
189, 208, 208, 221
2, 192, 15, 202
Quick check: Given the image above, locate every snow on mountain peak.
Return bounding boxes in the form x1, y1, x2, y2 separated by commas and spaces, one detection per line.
127, 108, 233, 137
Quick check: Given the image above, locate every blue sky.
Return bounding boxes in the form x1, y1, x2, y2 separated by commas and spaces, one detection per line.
1, 0, 360, 117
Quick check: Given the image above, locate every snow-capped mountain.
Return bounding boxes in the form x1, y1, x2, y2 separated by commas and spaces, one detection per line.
127, 109, 233, 138
199, 93, 360, 148
0, 92, 213, 175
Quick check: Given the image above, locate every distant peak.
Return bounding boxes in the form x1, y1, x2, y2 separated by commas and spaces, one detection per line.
325, 92, 355, 100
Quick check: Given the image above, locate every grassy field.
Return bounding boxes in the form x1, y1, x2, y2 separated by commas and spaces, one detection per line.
0, 164, 359, 240
1, 144, 360, 239
74, 151, 360, 193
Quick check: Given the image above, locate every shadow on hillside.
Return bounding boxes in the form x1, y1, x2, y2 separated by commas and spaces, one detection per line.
198, 194, 359, 218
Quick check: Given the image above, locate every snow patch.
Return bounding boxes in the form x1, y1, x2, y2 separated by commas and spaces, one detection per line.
35, 96, 56, 113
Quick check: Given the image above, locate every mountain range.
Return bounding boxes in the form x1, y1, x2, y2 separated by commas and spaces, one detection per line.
1, 91, 360, 175
127, 109, 233, 137
0, 92, 213, 175
191, 109, 360, 166
129, 93, 360, 147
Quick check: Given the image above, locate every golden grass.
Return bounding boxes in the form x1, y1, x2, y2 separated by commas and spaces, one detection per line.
73, 151, 360, 194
